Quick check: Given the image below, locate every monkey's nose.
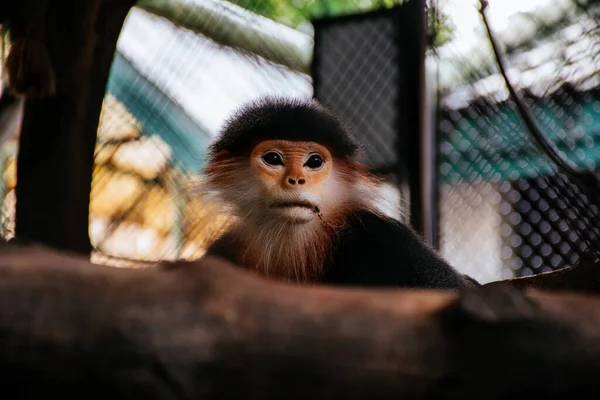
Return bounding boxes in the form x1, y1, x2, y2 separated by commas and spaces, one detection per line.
287, 177, 306, 185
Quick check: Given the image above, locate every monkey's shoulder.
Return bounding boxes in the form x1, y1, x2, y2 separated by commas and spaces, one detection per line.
204, 232, 241, 265
325, 210, 469, 289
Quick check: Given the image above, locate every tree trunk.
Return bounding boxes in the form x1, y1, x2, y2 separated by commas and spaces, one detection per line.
1, 241, 600, 398
14, 0, 135, 254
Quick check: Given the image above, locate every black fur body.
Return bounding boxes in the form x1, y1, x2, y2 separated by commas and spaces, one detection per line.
206, 210, 476, 290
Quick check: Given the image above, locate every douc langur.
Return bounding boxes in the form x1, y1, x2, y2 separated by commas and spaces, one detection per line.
195, 97, 477, 289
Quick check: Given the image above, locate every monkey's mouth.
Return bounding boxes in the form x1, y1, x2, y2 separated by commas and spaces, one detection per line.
269, 201, 320, 214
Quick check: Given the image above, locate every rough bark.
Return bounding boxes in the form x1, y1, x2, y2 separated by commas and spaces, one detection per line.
1, 241, 600, 398
14, 0, 135, 254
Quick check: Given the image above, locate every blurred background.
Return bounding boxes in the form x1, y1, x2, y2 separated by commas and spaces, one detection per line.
0, 0, 599, 283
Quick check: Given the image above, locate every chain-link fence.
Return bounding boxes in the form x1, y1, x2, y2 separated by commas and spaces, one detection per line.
0, 0, 598, 282
0, 0, 315, 266
311, 6, 412, 224
435, 0, 600, 283
90, 3, 315, 265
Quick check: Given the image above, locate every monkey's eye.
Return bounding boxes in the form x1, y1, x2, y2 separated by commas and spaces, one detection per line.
262, 152, 284, 166
304, 154, 324, 169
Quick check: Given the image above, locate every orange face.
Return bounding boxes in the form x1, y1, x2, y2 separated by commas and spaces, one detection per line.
250, 140, 334, 223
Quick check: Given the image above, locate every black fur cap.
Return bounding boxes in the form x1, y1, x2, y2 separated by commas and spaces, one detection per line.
208, 97, 361, 158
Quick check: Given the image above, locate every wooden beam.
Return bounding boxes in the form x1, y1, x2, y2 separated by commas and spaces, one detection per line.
14, 0, 135, 254
1, 241, 600, 398
136, 0, 313, 74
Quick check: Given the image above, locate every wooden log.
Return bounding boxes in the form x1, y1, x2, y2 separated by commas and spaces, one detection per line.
484, 258, 600, 294
14, 0, 135, 254
1, 241, 600, 398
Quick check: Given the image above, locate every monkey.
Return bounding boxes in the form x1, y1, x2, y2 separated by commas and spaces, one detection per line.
194, 96, 478, 290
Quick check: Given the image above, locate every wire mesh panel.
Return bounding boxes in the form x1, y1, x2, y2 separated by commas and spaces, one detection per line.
435, 0, 600, 282
312, 9, 402, 170
501, 171, 599, 276
312, 3, 426, 224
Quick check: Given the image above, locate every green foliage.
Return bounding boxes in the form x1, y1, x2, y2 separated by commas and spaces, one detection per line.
228, 0, 454, 48
426, 3, 454, 49
228, 0, 404, 28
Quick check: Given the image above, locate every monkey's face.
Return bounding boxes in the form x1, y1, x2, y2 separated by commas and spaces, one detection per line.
249, 140, 335, 224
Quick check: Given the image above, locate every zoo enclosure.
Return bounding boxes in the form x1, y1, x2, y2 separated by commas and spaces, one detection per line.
0, 0, 598, 284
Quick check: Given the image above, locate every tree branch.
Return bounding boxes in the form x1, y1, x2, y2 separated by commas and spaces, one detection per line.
135, 0, 312, 74
1, 241, 600, 398
478, 0, 600, 201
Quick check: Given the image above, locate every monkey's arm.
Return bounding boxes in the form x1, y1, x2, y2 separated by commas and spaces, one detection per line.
326, 211, 478, 289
